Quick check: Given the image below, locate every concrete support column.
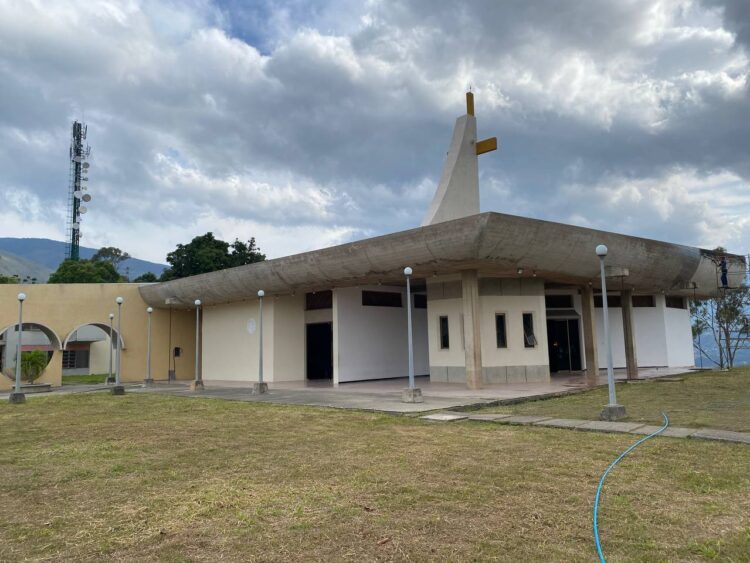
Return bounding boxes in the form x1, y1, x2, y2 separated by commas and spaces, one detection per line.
580, 286, 599, 386
461, 270, 482, 389
621, 289, 639, 380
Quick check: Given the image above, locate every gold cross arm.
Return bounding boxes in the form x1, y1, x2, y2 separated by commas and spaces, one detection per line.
466, 92, 498, 155
476, 137, 497, 155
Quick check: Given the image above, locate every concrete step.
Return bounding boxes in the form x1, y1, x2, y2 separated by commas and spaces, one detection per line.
20, 383, 52, 394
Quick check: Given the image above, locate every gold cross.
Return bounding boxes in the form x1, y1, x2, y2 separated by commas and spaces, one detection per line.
466, 92, 498, 155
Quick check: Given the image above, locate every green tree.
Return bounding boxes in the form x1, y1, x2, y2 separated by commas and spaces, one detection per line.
91, 247, 131, 271
133, 272, 158, 283
20, 350, 49, 383
692, 248, 750, 369
0, 274, 17, 284
48, 259, 122, 283
160, 233, 265, 281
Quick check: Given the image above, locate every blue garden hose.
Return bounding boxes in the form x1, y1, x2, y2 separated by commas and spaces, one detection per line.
593, 413, 669, 562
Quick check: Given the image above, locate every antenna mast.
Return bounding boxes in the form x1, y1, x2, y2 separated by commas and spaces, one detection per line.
65, 121, 92, 261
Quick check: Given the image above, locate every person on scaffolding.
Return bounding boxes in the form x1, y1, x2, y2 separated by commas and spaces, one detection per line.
720, 256, 729, 288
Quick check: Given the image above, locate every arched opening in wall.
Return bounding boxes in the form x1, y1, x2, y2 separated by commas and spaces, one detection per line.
0, 323, 62, 384
62, 323, 125, 385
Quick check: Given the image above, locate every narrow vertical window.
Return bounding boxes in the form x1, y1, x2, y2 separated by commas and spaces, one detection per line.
522, 313, 537, 348
439, 316, 450, 349
495, 314, 507, 348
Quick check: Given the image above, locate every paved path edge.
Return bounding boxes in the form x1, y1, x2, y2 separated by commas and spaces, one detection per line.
426, 412, 750, 445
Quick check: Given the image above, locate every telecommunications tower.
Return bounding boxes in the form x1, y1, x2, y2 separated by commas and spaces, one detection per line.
65, 121, 92, 260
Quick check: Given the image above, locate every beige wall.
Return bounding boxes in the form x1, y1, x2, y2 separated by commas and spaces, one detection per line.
0, 284, 196, 390
479, 294, 548, 368
201, 294, 305, 383
427, 276, 550, 382
89, 339, 111, 374
427, 293, 549, 368
202, 300, 265, 382
426, 297, 466, 367
272, 295, 305, 382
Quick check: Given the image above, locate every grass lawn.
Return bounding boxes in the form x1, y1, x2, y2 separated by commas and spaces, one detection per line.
61, 373, 108, 385
481, 367, 750, 432
1, 394, 749, 561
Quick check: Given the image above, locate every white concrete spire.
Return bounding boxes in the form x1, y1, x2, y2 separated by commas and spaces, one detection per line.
422, 92, 496, 226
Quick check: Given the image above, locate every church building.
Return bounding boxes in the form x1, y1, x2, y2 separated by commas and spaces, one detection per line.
138, 93, 727, 389
0, 93, 738, 393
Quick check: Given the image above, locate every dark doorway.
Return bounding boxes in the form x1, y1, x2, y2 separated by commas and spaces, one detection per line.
546, 319, 582, 373
306, 322, 333, 380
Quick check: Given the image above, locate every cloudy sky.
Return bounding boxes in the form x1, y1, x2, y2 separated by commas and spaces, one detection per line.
0, 0, 748, 263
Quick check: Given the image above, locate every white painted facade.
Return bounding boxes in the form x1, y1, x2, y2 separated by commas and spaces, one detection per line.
333, 286, 428, 383
196, 281, 695, 385
545, 289, 694, 370
664, 304, 695, 367
593, 294, 694, 369
199, 287, 430, 384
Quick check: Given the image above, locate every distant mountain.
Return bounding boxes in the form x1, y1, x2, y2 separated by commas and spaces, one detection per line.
695, 340, 750, 368
0, 238, 166, 281
0, 249, 52, 281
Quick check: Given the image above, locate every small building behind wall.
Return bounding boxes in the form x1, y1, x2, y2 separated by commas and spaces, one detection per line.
62, 325, 110, 376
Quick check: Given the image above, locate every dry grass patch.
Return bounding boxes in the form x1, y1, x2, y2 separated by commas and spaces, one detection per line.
0, 393, 748, 561
481, 367, 750, 432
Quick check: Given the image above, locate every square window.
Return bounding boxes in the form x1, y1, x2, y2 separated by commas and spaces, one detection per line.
665, 296, 686, 309
632, 295, 655, 307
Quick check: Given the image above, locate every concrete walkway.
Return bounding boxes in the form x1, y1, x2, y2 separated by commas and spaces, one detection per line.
120, 367, 695, 414
1, 367, 699, 414
420, 412, 750, 445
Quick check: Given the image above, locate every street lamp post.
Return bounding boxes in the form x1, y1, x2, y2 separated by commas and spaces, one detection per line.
252, 290, 268, 394
112, 297, 125, 395
191, 300, 204, 391
107, 313, 115, 384
402, 267, 423, 403
9, 292, 26, 404
144, 307, 154, 386
596, 245, 626, 420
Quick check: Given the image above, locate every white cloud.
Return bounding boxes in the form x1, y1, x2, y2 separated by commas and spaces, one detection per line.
0, 0, 747, 267
559, 168, 750, 251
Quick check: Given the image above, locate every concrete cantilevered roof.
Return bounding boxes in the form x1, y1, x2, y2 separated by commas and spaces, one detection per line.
139, 212, 740, 308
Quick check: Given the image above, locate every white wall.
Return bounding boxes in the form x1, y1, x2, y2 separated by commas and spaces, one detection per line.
334, 286, 428, 383
594, 294, 693, 368
665, 305, 695, 367
633, 303, 668, 367
596, 307, 627, 368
